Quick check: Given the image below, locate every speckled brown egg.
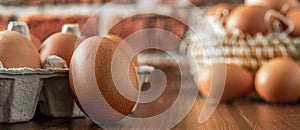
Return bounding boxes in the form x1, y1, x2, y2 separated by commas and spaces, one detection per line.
198, 64, 254, 101
39, 32, 77, 67
0, 31, 41, 68
69, 36, 139, 123
255, 58, 300, 103
104, 34, 139, 67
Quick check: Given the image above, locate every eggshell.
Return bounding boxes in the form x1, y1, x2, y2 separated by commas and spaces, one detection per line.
39, 32, 77, 67
245, 0, 298, 13
225, 6, 273, 37
104, 34, 139, 67
198, 64, 254, 101
0, 31, 41, 68
255, 58, 300, 103
285, 8, 300, 37
69, 36, 139, 123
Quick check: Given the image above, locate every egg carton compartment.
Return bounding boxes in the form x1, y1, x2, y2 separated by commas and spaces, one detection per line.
0, 55, 156, 122
39, 65, 156, 117
137, 65, 155, 88
38, 55, 155, 118
0, 68, 68, 123
131, 65, 155, 112
38, 75, 85, 118
37, 56, 84, 118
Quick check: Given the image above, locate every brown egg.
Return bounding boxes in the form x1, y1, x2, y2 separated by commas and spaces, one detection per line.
39, 32, 77, 67
104, 34, 139, 67
255, 58, 300, 103
30, 34, 42, 49
245, 0, 298, 13
225, 6, 273, 37
285, 8, 300, 37
69, 36, 139, 123
206, 3, 234, 19
0, 31, 41, 68
198, 64, 254, 101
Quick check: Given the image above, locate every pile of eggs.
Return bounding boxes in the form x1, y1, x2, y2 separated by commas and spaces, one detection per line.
0, 23, 139, 123
206, 0, 300, 37
0, 25, 78, 69
198, 0, 300, 103
198, 58, 300, 104
41, 30, 142, 123
1, 1, 299, 123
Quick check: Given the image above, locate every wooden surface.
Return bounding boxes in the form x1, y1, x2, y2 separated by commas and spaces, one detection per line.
0, 67, 300, 130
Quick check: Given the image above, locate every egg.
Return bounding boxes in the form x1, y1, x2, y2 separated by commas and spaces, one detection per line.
69, 36, 139, 123
255, 58, 300, 103
104, 34, 139, 67
30, 34, 42, 49
206, 3, 234, 19
225, 6, 273, 37
285, 8, 300, 37
39, 32, 77, 67
198, 64, 254, 101
0, 31, 41, 68
245, 0, 298, 13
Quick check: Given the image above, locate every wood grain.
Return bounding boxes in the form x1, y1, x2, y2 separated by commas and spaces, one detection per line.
233, 100, 300, 130
0, 66, 299, 129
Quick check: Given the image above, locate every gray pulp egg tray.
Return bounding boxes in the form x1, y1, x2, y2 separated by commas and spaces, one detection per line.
0, 57, 154, 123
0, 68, 71, 123
0, 22, 154, 123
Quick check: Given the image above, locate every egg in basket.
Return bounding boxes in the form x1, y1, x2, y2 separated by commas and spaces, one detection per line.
186, 0, 300, 103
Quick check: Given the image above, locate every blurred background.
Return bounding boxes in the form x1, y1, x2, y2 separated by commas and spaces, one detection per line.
0, 0, 244, 53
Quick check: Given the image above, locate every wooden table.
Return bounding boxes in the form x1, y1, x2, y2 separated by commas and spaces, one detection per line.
0, 67, 299, 130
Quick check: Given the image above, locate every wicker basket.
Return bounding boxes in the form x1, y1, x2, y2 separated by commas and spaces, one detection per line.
186, 13, 300, 74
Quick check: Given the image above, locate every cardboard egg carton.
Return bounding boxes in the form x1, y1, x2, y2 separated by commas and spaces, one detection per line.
0, 22, 156, 123
38, 74, 85, 118
36, 24, 85, 118
37, 56, 85, 118
0, 21, 86, 121
0, 67, 68, 123
0, 57, 155, 123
